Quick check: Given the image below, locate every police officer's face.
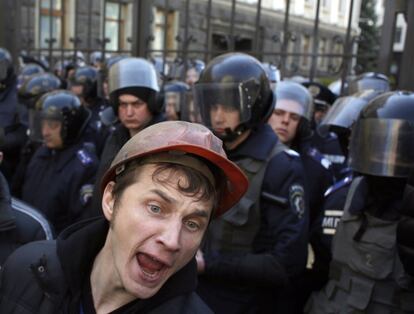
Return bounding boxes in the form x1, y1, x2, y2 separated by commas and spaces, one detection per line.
268, 99, 301, 145
165, 93, 179, 121
41, 119, 63, 149
185, 68, 199, 86
209, 104, 240, 136
101, 164, 213, 299
118, 94, 152, 136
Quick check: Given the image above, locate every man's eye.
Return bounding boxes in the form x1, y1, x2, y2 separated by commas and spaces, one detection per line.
149, 204, 161, 214
185, 220, 200, 232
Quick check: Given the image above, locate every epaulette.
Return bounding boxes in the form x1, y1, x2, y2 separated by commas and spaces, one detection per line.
76, 148, 94, 166
324, 174, 353, 197
283, 148, 300, 157
307, 147, 332, 170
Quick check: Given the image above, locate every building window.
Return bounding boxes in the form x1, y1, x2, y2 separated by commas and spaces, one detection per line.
39, 0, 64, 49
104, 1, 132, 52
322, 0, 330, 9
318, 37, 327, 70
394, 27, 402, 44
301, 34, 311, 69
152, 7, 179, 58
338, 0, 346, 14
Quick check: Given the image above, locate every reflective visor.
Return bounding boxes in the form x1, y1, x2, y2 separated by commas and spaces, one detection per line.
349, 118, 414, 177
0, 59, 8, 81
193, 81, 258, 127
318, 96, 367, 136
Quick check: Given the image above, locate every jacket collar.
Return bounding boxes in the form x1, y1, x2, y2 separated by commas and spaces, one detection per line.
57, 217, 198, 309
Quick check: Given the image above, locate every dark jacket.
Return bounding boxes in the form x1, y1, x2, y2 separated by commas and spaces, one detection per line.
198, 124, 308, 314
21, 142, 98, 234
0, 217, 212, 314
0, 171, 53, 266
0, 83, 27, 183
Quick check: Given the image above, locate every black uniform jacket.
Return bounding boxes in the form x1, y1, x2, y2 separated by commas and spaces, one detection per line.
0, 217, 212, 314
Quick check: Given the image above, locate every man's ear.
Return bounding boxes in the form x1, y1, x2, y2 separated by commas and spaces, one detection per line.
102, 181, 116, 222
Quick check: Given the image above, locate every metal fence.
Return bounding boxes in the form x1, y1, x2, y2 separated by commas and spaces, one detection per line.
1, 0, 411, 90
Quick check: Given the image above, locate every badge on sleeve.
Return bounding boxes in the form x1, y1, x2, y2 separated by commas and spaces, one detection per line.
80, 184, 94, 206
289, 184, 305, 219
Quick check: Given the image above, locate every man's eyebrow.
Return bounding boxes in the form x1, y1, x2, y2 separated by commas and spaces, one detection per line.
150, 189, 176, 204
190, 209, 210, 219
150, 189, 211, 218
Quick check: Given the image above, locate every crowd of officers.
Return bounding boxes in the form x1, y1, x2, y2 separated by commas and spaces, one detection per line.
0, 46, 413, 313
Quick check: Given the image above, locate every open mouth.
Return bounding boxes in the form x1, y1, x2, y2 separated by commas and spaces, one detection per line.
136, 253, 168, 282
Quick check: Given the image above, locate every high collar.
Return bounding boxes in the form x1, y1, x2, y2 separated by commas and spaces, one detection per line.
57, 217, 198, 309
227, 123, 279, 161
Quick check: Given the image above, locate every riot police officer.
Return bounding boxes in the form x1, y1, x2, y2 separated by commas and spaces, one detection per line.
267, 80, 336, 313
193, 53, 308, 313
307, 91, 414, 313
302, 89, 384, 307
16, 63, 45, 89
89, 57, 165, 217
163, 80, 190, 121
262, 62, 281, 90
0, 48, 27, 184
12, 73, 62, 197
21, 90, 98, 234
68, 65, 109, 156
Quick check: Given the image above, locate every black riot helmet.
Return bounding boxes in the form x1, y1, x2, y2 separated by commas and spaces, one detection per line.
318, 89, 382, 155
349, 91, 414, 178
193, 52, 274, 142
18, 72, 62, 108
108, 57, 161, 115
347, 72, 390, 95
0, 48, 15, 91
30, 90, 91, 146
68, 66, 98, 100
17, 63, 46, 89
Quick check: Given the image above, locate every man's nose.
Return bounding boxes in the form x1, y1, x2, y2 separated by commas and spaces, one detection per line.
158, 219, 181, 252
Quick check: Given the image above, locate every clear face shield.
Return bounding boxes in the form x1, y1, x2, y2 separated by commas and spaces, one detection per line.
164, 91, 191, 121
318, 96, 367, 137
348, 77, 390, 95
192, 80, 259, 130
274, 87, 313, 120
349, 118, 414, 177
28, 106, 63, 143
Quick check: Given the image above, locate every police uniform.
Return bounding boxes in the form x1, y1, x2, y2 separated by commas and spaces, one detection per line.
306, 176, 414, 313
0, 83, 27, 183
198, 124, 308, 314
21, 142, 98, 234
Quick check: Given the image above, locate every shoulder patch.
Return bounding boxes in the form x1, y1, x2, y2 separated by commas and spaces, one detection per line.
307, 147, 332, 170
284, 149, 300, 157
324, 175, 353, 197
76, 149, 94, 166
289, 184, 305, 219
80, 184, 94, 206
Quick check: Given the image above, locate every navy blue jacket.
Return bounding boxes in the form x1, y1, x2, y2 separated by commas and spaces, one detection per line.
21, 142, 98, 234
198, 124, 308, 313
0, 83, 27, 183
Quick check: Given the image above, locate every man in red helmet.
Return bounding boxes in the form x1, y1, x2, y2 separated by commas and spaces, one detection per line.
0, 121, 247, 314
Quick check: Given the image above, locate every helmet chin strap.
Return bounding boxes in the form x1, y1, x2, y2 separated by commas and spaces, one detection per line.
214, 124, 248, 143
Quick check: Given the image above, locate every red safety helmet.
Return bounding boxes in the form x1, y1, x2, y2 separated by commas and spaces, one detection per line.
101, 121, 248, 218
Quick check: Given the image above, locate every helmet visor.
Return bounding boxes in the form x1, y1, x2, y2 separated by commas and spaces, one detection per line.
275, 87, 313, 120
318, 96, 367, 136
28, 109, 43, 142
193, 81, 259, 128
349, 118, 414, 177
348, 78, 390, 95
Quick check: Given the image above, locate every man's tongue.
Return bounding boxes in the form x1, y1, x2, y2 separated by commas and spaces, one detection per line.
137, 253, 164, 272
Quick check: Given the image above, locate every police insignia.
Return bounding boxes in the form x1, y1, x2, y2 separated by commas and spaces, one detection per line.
80, 184, 94, 206
289, 184, 305, 219
76, 149, 93, 166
